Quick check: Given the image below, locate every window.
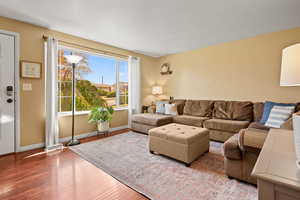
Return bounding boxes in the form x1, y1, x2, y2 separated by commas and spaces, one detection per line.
57, 46, 128, 113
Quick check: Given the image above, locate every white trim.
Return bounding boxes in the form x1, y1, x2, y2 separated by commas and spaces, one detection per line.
116, 60, 120, 106
109, 125, 129, 131
0, 30, 21, 153
18, 142, 45, 152
58, 107, 128, 117
59, 110, 91, 116
18, 125, 129, 152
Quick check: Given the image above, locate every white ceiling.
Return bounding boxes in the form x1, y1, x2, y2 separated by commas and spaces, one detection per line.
1, 0, 300, 57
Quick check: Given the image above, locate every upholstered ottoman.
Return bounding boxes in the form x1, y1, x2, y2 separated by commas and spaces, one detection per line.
149, 123, 209, 166
131, 113, 173, 134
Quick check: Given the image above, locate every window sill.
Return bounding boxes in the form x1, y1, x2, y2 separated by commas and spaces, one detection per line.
58, 107, 128, 117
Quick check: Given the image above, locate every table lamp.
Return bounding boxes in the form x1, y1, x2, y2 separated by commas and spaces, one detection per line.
280, 43, 300, 169
152, 85, 163, 96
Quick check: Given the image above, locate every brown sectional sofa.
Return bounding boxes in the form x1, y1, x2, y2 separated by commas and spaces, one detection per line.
132, 99, 299, 185
132, 99, 255, 142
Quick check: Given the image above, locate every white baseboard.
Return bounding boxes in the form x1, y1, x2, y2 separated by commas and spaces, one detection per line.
18, 143, 45, 152
18, 125, 129, 152
59, 131, 99, 143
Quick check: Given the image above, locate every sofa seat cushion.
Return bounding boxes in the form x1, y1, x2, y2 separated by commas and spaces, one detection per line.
223, 134, 242, 160
132, 113, 173, 126
173, 115, 209, 127
204, 119, 250, 133
248, 122, 270, 131
149, 123, 209, 145
131, 122, 156, 134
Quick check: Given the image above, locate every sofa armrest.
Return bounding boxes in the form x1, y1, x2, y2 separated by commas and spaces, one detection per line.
248, 122, 270, 131
238, 128, 268, 152
280, 111, 300, 130
280, 117, 293, 130
223, 134, 242, 160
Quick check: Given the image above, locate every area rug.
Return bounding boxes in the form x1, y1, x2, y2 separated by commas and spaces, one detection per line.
70, 132, 257, 200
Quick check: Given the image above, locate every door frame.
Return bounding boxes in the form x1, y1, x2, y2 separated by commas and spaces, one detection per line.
0, 29, 20, 153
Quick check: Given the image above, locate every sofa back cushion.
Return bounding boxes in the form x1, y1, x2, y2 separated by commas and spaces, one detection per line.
213, 101, 253, 121
169, 99, 186, 115
296, 103, 300, 112
183, 100, 214, 117
253, 102, 264, 122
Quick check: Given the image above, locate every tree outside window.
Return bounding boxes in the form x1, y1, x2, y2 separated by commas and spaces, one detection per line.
57, 46, 128, 113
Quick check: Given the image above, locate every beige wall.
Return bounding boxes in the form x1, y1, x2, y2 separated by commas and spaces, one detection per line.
2, 15, 300, 147
158, 27, 300, 103
0, 17, 158, 147
58, 110, 128, 138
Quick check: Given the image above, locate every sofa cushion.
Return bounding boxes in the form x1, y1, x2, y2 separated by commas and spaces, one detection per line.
173, 115, 209, 127
131, 122, 156, 134
132, 113, 173, 126
253, 102, 264, 122
265, 105, 295, 128
296, 103, 300, 112
260, 101, 296, 124
204, 119, 250, 133
149, 123, 209, 145
280, 117, 293, 130
238, 128, 268, 153
209, 129, 235, 142
183, 100, 214, 117
255, 102, 300, 124
223, 134, 242, 160
164, 103, 178, 115
170, 99, 186, 115
155, 101, 169, 114
213, 101, 253, 121
248, 122, 270, 131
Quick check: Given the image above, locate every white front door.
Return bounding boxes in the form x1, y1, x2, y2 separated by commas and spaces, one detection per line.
0, 33, 15, 155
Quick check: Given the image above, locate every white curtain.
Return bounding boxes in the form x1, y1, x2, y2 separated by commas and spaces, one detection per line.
128, 56, 141, 127
45, 37, 62, 151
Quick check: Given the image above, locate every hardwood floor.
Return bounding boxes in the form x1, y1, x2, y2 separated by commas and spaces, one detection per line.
0, 129, 148, 200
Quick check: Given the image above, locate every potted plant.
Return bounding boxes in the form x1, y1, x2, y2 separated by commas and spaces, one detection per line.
88, 106, 114, 132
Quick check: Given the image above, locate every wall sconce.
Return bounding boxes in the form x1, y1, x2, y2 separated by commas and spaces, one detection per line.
160, 63, 172, 75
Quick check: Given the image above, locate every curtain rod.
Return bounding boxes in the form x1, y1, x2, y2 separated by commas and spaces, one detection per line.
43, 35, 129, 59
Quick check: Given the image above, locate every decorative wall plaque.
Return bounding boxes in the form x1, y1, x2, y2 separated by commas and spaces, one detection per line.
21, 61, 41, 79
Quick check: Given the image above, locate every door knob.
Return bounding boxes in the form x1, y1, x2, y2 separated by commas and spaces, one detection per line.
7, 98, 13, 103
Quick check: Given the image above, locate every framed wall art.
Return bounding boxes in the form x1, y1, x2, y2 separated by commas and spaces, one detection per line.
21, 61, 41, 79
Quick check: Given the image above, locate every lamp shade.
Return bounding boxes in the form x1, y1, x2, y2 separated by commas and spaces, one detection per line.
152, 86, 163, 95
280, 43, 300, 86
64, 55, 83, 64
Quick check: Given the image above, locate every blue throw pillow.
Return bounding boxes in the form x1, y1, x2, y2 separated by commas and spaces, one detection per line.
260, 101, 296, 124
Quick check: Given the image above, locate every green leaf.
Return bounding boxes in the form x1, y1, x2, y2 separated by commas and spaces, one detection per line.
88, 106, 114, 124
